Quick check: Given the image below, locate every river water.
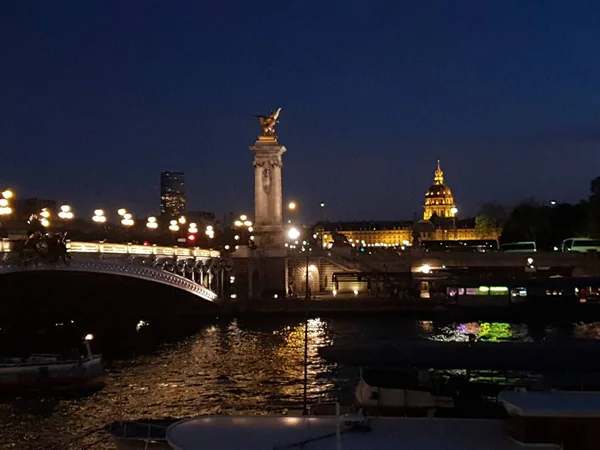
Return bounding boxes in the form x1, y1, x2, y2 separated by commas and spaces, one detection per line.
2, 316, 600, 449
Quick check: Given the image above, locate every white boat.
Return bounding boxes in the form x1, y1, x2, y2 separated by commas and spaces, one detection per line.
354, 368, 455, 414
165, 411, 560, 449
0, 334, 103, 390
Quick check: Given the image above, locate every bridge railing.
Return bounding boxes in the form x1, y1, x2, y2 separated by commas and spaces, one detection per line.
0, 239, 220, 259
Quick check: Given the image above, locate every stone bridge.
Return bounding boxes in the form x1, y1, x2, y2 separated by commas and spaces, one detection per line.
0, 260, 219, 302
0, 240, 226, 303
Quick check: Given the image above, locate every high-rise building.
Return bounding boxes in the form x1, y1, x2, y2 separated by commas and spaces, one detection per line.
160, 171, 186, 218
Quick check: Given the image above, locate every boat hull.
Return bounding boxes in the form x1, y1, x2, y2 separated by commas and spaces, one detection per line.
0, 355, 104, 390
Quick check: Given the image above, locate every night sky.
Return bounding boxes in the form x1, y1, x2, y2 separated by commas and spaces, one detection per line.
2, 1, 599, 222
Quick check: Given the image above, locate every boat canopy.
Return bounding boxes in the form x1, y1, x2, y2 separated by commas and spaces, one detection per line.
500, 391, 600, 418
166, 415, 557, 450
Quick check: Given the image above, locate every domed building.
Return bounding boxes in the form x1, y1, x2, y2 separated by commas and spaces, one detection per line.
423, 160, 456, 220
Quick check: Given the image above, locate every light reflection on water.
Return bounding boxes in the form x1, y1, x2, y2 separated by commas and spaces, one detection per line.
1, 317, 600, 449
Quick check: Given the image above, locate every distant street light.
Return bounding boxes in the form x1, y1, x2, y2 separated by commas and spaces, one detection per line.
40, 218, 50, 228
2, 190, 14, 200
288, 227, 301, 240
205, 224, 214, 239
58, 204, 74, 219
146, 216, 158, 229
188, 222, 199, 234
169, 220, 179, 232
117, 208, 127, 216
92, 209, 106, 223
450, 207, 458, 215
121, 212, 134, 226
288, 201, 296, 210
40, 208, 51, 219
178, 216, 186, 225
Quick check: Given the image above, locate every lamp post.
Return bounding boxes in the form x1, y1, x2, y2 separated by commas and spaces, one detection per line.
58, 204, 74, 220
0, 189, 14, 217
146, 216, 158, 229
450, 207, 458, 240
39, 208, 51, 228
92, 209, 106, 223
233, 215, 253, 245
319, 202, 325, 251
285, 224, 309, 413
121, 212, 134, 227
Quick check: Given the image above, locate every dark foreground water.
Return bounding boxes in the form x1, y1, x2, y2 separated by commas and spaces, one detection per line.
2, 316, 600, 449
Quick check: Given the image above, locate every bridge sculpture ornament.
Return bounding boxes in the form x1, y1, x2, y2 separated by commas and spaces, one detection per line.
0, 259, 219, 303
253, 107, 281, 140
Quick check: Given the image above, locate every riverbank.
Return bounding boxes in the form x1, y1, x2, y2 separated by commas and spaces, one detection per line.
219, 297, 600, 322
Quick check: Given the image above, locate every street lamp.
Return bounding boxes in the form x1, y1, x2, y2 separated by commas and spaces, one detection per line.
121, 212, 134, 226
169, 220, 179, 232
178, 216, 186, 225
146, 216, 158, 229
288, 227, 301, 240
0, 189, 14, 216
205, 224, 214, 239
288, 201, 296, 210
450, 207, 458, 240
92, 209, 106, 223
58, 204, 74, 219
117, 208, 127, 216
0, 199, 12, 216
233, 215, 253, 244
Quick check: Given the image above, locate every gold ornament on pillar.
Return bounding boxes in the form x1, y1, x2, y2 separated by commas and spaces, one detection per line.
253, 108, 282, 141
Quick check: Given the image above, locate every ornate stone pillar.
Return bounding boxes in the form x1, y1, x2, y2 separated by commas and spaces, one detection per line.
250, 137, 287, 249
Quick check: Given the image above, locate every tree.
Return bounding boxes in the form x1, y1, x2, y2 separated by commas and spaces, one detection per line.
475, 201, 507, 239
477, 201, 508, 227
475, 215, 498, 239
500, 200, 551, 248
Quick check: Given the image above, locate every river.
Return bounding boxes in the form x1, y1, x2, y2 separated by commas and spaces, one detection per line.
1, 316, 600, 449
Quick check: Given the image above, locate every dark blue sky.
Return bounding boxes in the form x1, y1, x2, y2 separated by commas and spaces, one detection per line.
2, 1, 600, 222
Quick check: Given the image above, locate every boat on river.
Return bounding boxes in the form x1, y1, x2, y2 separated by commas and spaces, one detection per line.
0, 334, 103, 390
162, 391, 600, 449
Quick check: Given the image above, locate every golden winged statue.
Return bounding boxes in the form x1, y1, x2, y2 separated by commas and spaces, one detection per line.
254, 108, 282, 139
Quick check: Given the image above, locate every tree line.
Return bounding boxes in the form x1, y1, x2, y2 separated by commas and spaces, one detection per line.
475, 176, 600, 251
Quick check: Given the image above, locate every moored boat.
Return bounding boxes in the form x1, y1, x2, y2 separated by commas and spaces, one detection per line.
354, 367, 455, 415
164, 406, 561, 449
0, 334, 103, 390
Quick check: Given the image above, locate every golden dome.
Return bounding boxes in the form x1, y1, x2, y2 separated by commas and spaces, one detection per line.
423, 160, 456, 220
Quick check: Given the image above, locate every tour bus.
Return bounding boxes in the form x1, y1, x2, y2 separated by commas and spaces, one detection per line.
561, 238, 600, 253
499, 241, 537, 252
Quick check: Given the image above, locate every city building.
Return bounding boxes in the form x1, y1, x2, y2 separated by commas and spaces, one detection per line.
324, 161, 501, 247
160, 171, 186, 218
423, 160, 456, 220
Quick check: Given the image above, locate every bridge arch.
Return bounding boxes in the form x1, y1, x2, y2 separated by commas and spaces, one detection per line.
0, 261, 218, 303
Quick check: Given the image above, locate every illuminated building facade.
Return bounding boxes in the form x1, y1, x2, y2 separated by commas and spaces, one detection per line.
423, 160, 456, 220
325, 161, 501, 247
160, 171, 186, 218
